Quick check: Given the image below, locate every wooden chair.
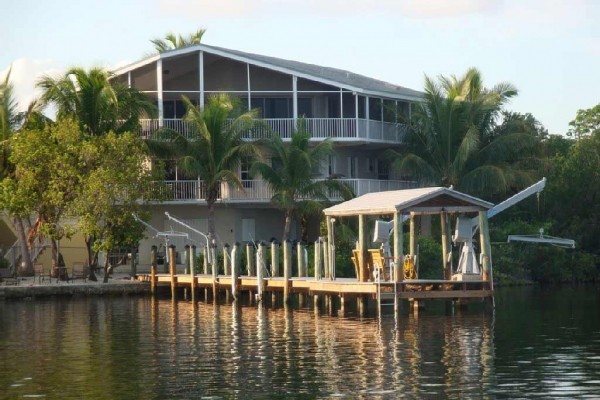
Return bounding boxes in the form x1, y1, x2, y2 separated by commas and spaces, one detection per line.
369, 249, 389, 281
34, 264, 52, 284
70, 262, 88, 282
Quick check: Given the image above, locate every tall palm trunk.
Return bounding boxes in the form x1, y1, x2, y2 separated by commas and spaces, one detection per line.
14, 217, 33, 276
207, 201, 216, 244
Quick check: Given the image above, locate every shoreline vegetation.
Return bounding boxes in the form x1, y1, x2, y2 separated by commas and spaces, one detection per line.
0, 33, 598, 285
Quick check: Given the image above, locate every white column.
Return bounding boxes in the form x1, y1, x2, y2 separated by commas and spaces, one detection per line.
199, 51, 204, 107
157, 59, 163, 127
339, 88, 343, 119
292, 75, 298, 119
365, 96, 370, 139
127, 72, 131, 88
247, 63, 251, 111
354, 93, 359, 138
380, 98, 384, 139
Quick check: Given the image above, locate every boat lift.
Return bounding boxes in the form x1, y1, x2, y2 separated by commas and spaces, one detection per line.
132, 213, 190, 264
454, 178, 549, 275
508, 228, 575, 248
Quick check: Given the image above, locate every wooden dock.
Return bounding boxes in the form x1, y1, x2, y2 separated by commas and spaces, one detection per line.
137, 273, 493, 302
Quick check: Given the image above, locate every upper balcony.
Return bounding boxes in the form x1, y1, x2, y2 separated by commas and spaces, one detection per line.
148, 178, 418, 204
137, 117, 408, 144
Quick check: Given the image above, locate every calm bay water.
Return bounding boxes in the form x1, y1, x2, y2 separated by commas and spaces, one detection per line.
1, 286, 599, 399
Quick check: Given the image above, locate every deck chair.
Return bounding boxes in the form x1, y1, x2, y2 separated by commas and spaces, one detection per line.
34, 264, 52, 284
70, 262, 88, 282
369, 249, 389, 281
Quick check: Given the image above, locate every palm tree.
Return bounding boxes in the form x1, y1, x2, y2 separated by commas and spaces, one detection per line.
151, 29, 206, 52
37, 67, 155, 136
387, 68, 540, 198
147, 94, 260, 241
251, 128, 353, 241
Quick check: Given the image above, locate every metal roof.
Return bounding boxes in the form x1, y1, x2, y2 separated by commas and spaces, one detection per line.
112, 44, 423, 101
323, 187, 494, 217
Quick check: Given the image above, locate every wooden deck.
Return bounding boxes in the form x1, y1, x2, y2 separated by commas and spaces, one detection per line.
137, 273, 493, 300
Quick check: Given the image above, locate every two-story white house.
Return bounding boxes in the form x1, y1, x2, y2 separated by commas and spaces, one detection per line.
111, 44, 422, 263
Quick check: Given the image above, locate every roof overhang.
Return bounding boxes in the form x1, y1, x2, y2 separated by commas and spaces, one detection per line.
323, 187, 493, 217
112, 44, 422, 102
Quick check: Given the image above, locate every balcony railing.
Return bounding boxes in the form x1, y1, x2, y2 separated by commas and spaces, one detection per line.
137, 118, 407, 143
148, 178, 417, 203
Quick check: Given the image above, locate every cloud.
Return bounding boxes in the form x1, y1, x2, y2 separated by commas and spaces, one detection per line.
0, 58, 63, 111
157, 0, 500, 18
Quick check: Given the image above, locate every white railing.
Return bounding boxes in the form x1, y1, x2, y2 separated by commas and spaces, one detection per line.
135, 118, 407, 143
223, 180, 273, 201
149, 178, 417, 203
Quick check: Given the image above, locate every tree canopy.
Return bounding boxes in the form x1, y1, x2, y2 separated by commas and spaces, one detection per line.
387, 67, 541, 199
568, 103, 600, 140
37, 67, 155, 136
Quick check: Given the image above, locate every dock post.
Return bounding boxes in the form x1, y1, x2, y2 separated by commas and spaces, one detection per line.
184, 245, 191, 275
231, 242, 240, 300
358, 214, 368, 282
168, 245, 177, 300
223, 244, 231, 276
211, 244, 218, 301
393, 211, 403, 314
314, 238, 322, 280
150, 245, 157, 295
271, 240, 279, 305
322, 237, 329, 279
297, 241, 306, 306
202, 245, 208, 274
283, 240, 292, 304
327, 217, 335, 280
190, 245, 196, 301
246, 243, 255, 276
184, 245, 191, 299
271, 240, 279, 277
409, 212, 416, 259
441, 212, 451, 280
479, 211, 493, 288
257, 241, 266, 302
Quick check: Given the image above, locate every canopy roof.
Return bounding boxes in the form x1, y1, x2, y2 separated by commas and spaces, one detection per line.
323, 187, 493, 217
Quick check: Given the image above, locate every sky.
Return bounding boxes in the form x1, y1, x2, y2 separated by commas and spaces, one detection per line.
1, 0, 598, 135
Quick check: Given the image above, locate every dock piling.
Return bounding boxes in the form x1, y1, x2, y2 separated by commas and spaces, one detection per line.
231, 242, 240, 300
190, 245, 196, 301
257, 242, 266, 302
168, 245, 177, 299
246, 243, 255, 276
283, 240, 291, 304
150, 245, 157, 295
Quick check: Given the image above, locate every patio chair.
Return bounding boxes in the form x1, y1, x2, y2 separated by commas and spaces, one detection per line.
70, 262, 88, 282
34, 263, 52, 284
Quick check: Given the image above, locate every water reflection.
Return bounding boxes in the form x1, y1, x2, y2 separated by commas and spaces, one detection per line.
1, 286, 599, 399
